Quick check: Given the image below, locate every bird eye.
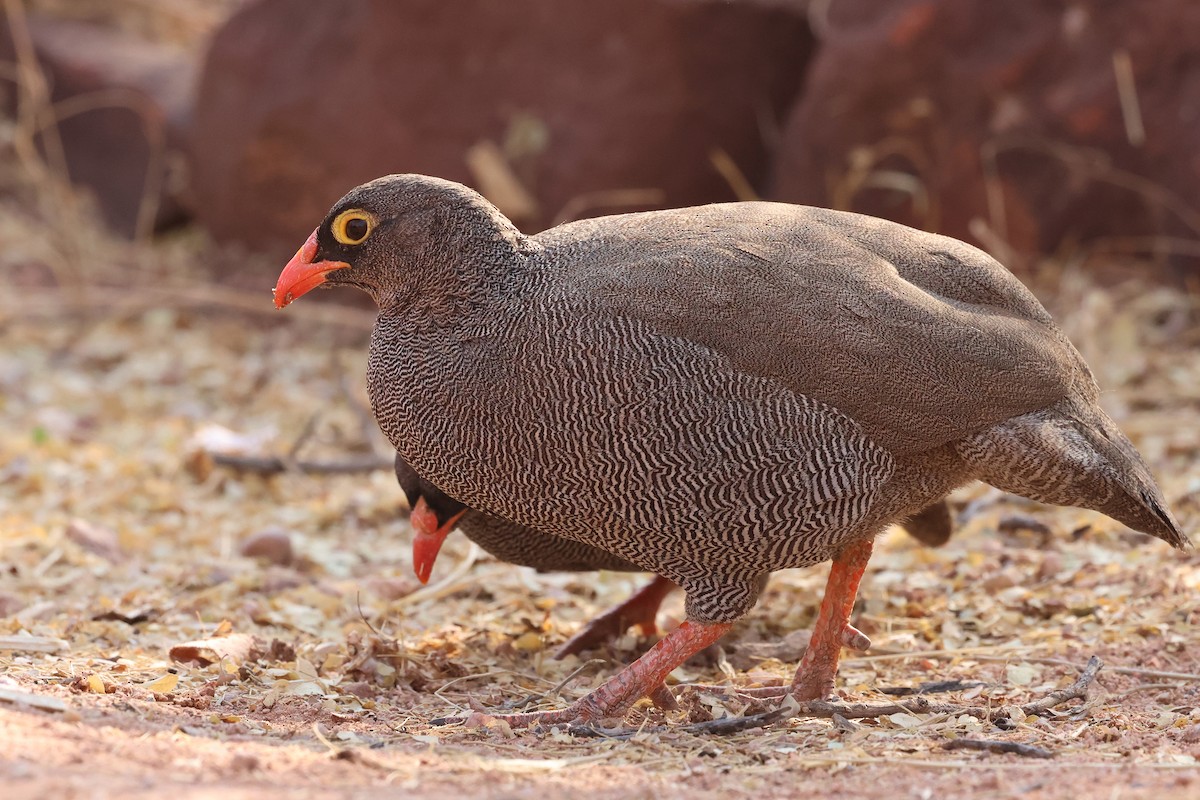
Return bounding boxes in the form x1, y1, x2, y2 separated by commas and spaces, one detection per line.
331, 209, 376, 245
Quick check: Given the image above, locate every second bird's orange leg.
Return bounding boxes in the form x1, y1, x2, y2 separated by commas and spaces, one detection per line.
554, 575, 678, 659
790, 537, 874, 700
485, 619, 733, 727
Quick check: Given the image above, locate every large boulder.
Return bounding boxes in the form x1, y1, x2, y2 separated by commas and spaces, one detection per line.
771, 0, 1200, 268
0, 15, 196, 238
189, 0, 811, 254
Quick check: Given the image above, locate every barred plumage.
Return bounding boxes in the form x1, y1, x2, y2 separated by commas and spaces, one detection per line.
276, 173, 1188, 725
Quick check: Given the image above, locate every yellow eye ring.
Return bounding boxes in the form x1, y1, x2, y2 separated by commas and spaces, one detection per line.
331, 209, 377, 245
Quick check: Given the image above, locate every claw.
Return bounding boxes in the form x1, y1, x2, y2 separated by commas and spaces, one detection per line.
840, 624, 871, 651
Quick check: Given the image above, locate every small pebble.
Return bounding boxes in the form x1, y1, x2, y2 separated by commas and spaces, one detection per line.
1037, 551, 1063, 580
982, 572, 1017, 591
228, 753, 260, 772
240, 527, 294, 565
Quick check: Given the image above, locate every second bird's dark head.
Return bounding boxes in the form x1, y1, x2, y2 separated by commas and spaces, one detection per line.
273, 173, 527, 311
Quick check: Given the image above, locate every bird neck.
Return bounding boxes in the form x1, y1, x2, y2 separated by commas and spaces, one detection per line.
374, 200, 540, 321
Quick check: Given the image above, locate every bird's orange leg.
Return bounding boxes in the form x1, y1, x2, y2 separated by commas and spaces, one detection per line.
478, 620, 732, 727
554, 575, 678, 659
790, 537, 874, 700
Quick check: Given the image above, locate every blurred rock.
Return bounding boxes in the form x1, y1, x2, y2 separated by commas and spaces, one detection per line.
189, 0, 811, 257
0, 15, 197, 237
240, 526, 295, 566
771, 0, 1200, 270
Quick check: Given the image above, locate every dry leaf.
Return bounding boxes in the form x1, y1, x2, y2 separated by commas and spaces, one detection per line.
887, 712, 923, 729
1006, 663, 1040, 686
512, 632, 543, 652
143, 673, 180, 694
170, 633, 257, 667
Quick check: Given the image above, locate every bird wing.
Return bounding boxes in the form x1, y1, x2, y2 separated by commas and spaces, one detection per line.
542, 202, 1085, 456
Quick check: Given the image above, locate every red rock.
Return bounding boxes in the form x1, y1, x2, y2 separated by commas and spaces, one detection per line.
771, 0, 1200, 270
189, 0, 811, 256
0, 15, 197, 237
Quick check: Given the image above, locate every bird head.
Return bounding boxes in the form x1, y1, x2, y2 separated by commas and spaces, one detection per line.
273, 174, 527, 310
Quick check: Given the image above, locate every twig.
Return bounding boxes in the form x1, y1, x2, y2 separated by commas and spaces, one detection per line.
506, 659, 608, 711
842, 643, 1040, 663
1112, 49, 1145, 147
0, 687, 67, 713
393, 544, 483, 608
212, 453, 392, 475
677, 706, 791, 736
983, 135, 1200, 237
679, 655, 1104, 724
0, 283, 377, 330
433, 670, 513, 713
1112, 682, 1184, 700
1021, 655, 1103, 717
709, 149, 759, 202
943, 738, 1054, 759
285, 412, 322, 461
565, 707, 792, 739
879, 679, 986, 697
435, 656, 1102, 737
972, 655, 1200, 683
0, 635, 68, 653
310, 720, 340, 755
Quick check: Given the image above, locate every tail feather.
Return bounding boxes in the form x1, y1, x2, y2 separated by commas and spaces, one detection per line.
956, 402, 1190, 550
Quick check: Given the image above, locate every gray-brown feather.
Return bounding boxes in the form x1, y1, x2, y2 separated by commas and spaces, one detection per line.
310, 175, 1187, 624
394, 452, 640, 573
395, 453, 957, 573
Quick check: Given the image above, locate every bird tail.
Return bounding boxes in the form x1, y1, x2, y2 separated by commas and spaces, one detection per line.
956, 401, 1190, 550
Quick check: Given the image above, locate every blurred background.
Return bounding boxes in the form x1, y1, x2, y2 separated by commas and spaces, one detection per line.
4, 0, 1200, 282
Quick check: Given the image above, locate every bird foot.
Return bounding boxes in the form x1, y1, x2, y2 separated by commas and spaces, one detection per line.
553, 576, 677, 659
437, 620, 731, 729
675, 622, 871, 702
